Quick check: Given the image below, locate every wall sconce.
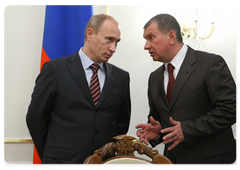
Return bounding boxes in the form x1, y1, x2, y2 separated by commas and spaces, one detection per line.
177, 7, 215, 50
181, 20, 214, 40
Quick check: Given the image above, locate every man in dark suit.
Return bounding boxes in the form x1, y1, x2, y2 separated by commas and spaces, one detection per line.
26, 14, 131, 164
135, 14, 236, 163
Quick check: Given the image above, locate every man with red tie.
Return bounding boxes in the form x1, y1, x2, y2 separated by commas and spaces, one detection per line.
136, 14, 236, 163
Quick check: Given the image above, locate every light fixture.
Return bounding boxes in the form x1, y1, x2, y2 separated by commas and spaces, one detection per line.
181, 20, 214, 40
176, 8, 215, 49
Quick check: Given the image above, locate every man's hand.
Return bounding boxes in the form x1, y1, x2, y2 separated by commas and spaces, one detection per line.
135, 116, 162, 145
161, 117, 185, 151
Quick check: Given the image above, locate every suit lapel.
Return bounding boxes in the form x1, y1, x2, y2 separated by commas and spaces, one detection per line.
96, 63, 117, 108
169, 47, 196, 110
65, 52, 95, 107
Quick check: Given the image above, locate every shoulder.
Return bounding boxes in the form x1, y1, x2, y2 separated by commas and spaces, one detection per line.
151, 64, 164, 76
189, 47, 224, 63
42, 52, 79, 68
181, 46, 228, 71
106, 62, 129, 75
194, 50, 228, 73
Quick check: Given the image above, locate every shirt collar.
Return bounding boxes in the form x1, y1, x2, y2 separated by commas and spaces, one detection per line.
164, 43, 188, 71
79, 48, 104, 70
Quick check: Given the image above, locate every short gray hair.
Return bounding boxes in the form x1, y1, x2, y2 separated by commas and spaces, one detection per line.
144, 14, 182, 43
84, 14, 118, 42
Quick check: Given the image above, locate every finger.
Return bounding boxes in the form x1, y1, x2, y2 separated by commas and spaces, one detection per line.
169, 117, 177, 125
140, 132, 150, 144
161, 126, 173, 134
135, 124, 143, 129
144, 138, 149, 145
167, 140, 180, 151
136, 129, 144, 137
139, 133, 146, 143
162, 133, 175, 145
139, 133, 149, 145
149, 116, 158, 125
162, 131, 175, 141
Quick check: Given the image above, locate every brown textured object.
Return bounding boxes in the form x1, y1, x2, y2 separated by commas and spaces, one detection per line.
84, 134, 172, 164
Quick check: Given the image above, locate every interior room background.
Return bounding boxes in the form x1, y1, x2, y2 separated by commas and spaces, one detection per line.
4, 5, 237, 163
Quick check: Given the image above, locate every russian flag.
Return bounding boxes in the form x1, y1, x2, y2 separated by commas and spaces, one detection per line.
33, 5, 93, 164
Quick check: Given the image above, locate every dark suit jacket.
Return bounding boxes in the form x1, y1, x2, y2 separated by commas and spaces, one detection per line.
148, 46, 236, 163
26, 52, 131, 163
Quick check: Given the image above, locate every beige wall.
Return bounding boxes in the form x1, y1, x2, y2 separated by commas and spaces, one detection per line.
4, 4, 237, 163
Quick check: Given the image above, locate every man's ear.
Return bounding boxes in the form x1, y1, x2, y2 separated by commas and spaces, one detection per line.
168, 30, 177, 44
86, 28, 94, 41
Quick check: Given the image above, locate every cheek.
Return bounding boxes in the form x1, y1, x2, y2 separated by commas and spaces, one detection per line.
94, 41, 104, 53
152, 44, 162, 54
93, 37, 104, 49
154, 40, 167, 53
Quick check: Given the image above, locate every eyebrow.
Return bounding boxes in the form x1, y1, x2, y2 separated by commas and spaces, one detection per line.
106, 36, 121, 43
143, 32, 153, 39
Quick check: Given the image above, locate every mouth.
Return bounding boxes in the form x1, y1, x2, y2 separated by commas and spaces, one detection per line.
104, 53, 112, 59
149, 52, 155, 57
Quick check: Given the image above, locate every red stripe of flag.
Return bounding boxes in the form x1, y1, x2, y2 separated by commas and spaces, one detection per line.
33, 5, 93, 164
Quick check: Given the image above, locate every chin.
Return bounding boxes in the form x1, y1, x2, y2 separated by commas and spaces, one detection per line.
152, 57, 159, 62
100, 59, 109, 63
105, 57, 111, 62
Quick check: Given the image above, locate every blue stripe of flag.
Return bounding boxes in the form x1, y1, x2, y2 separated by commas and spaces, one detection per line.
42, 5, 93, 60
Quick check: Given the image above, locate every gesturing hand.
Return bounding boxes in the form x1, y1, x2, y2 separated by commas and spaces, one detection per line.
135, 116, 162, 145
161, 117, 185, 151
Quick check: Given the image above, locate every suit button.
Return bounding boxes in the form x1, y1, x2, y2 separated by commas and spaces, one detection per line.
169, 111, 174, 116
95, 130, 99, 134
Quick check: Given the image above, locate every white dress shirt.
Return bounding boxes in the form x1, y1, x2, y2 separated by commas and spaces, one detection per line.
78, 48, 105, 92
163, 44, 188, 94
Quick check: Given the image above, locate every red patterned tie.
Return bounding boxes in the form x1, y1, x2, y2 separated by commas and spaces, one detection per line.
167, 63, 175, 103
90, 63, 101, 106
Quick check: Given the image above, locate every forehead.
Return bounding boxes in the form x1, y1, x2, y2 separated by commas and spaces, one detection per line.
143, 22, 161, 38
98, 19, 121, 38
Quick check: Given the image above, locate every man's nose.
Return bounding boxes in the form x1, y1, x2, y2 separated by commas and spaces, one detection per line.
144, 41, 150, 50
109, 43, 116, 53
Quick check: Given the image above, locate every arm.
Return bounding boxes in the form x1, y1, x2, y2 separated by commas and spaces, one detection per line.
182, 55, 236, 146
116, 72, 131, 135
147, 72, 164, 147
26, 62, 56, 159
135, 73, 163, 146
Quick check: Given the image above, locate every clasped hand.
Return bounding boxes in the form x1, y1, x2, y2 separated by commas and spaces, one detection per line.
135, 116, 185, 151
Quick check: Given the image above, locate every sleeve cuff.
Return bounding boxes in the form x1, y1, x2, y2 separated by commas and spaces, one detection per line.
149, 134, 163, 147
